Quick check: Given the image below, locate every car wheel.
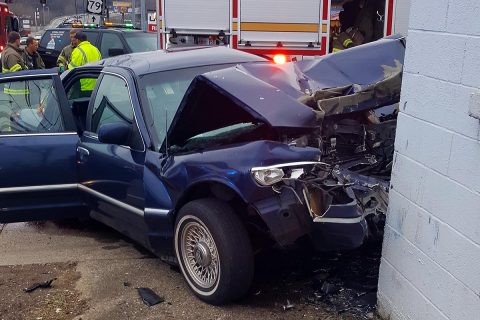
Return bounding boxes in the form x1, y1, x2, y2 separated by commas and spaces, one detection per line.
174, 198, 254, 304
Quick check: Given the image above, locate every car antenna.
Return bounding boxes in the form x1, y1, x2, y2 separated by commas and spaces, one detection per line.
165, 107, 169, 157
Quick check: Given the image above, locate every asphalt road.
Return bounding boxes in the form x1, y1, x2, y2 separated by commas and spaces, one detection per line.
0, 219, 380, 320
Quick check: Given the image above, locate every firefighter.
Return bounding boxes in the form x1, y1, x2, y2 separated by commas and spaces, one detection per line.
22, 37, 45, 70
68, 32, 102, 94
331, 27, 364, 52
1, 32, 27, 73
57, 29, 80, 73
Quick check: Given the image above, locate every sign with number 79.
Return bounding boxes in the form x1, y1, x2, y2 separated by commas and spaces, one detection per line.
86, 0, 103, 14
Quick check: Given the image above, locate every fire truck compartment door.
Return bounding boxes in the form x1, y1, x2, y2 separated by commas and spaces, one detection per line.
239, 0, 321, 43
164, 0, 230, 32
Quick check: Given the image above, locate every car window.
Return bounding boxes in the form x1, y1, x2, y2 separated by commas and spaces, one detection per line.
83, 31, 99, 46
0, 78, 65, 134
139, 64, 236, 150
91, 74, 132, 133
124, 33, 157, 53
66, 74, 100, 100
100, 33, 126, 58
39, 30, 70, 51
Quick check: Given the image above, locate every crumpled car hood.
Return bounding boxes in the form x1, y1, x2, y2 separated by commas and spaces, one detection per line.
167, 35, 405, 146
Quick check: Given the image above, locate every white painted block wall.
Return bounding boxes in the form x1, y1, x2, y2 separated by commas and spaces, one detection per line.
377, 0, 480, 319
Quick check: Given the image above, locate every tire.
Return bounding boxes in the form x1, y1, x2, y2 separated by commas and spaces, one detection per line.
174, 198, 254, 305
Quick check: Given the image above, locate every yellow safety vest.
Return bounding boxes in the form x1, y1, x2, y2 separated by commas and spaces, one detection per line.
68, 41, 102, 91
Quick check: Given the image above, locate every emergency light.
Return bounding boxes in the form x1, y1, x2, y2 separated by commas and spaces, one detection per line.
273, 54, 287, 64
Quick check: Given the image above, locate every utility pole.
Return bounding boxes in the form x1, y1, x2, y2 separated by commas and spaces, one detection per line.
155, 0, 161, 49
131, 0, 136, 27
140, 0, 146, 31
34, 8, 38, 32
42, 4, 45, 26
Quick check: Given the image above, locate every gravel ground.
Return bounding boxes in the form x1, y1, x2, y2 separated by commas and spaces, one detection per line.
0, 220, 383, 320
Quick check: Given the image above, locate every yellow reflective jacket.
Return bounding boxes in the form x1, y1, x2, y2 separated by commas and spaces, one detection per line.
1, 44, 27, 73
68, 41, 102, 91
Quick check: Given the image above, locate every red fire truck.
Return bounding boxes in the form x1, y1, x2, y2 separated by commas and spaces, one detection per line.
0, 2, 19, 52
153, 0, 410, 61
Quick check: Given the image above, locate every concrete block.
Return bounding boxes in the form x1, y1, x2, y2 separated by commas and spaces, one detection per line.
382, 227, 480, 320
462, 37, 480, 88
448, 134, 480, 193
404, 31, 466, 83
378, 260, 449, 320
468, 91, 480, 120
387, 190, 480, 294
394, 113, 453, 174
409, 0, 448, 32
400, 73, 480, 140
391, 153, 480, 244
447, 0, 480, 36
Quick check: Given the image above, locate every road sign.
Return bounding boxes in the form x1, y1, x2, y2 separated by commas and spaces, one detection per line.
147, 11, 156, 32
86, 0, 103, 14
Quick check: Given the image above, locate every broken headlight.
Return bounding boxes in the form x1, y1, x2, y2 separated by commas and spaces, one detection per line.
251, 168, 285, 186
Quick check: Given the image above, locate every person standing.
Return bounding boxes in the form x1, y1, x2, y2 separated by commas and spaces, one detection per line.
57, 29, 80, 73
1, 32, 27, 73
22, 37, 45, 70
68, 32, 102, 94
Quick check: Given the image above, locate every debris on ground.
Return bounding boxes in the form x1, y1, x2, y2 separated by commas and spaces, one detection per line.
282, 299, 295, 311
250, 240, 383, 319
24, 278, 56, 293
137, 287, 165, 306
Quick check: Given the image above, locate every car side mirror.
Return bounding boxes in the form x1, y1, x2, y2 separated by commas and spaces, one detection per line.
98, 122, 131, 146
108, 48, 125, 57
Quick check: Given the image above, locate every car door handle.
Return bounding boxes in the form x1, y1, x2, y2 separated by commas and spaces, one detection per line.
77, 146, 90, 163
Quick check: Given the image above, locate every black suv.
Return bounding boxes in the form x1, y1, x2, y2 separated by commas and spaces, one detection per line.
38, 27, 158, 68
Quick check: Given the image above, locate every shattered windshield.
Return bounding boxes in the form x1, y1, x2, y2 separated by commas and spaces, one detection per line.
139, 64, 237, 150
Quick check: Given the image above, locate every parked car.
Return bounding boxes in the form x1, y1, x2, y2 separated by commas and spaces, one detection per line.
0, 37, 404, 304
37, 25, 157, 68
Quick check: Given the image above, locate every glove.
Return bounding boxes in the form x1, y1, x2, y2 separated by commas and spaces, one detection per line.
59, 66, 65, 74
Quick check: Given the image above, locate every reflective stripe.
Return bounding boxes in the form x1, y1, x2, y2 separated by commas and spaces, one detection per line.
77, 47, 88, 64
57, 56, 68, 67
4, 88, 29, 94
332, 48, 342, 52
2, 63, 24, 73
343, 38, 353, 47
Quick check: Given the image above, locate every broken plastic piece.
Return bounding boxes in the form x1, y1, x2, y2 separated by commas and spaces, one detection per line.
24, 279, 55, 293
137, 287, 165, 306
282, 299, 295, 311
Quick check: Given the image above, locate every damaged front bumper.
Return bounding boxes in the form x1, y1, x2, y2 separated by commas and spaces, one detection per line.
251, 161, 387, 251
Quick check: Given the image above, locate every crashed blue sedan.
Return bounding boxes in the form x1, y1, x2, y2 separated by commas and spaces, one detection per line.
0, 36, 404, 304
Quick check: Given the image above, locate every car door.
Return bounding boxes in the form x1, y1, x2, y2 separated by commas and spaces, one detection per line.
0, 70, 86, 223
76, 68, 150, 246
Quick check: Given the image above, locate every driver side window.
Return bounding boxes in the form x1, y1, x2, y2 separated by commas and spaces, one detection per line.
90, 74, 132, 133
89, 74, 143, 149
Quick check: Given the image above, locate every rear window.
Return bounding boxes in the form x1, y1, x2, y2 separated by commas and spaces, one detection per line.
124, 32, 157, 53
40, 30, 70, 51
40, 30, 98, 52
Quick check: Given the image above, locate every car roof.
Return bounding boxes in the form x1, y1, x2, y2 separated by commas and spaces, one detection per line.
93, 46, 268, 76
44, 27, 147, 34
